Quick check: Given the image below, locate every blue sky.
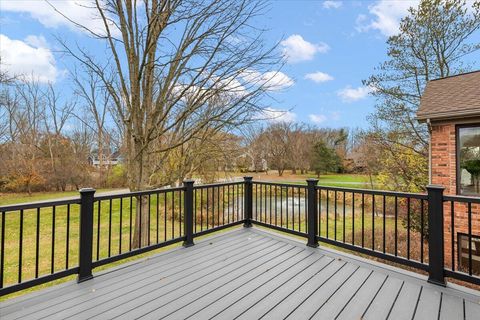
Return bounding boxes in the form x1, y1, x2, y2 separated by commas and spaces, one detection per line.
1, 0, 479, 129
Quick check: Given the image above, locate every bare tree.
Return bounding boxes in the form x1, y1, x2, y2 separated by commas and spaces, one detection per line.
55, 0, 283, 247
72, 67, 119, 186
262, 122, 292, 176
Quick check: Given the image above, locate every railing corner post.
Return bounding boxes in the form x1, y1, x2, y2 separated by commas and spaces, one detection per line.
183, 179, 195, 247
243, 177, 253, 228
78, 188, 95, 283
427, 184, 446, 286
306, 178, 319, 248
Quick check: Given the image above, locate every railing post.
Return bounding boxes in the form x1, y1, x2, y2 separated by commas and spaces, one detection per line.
427, 185, 446, 286
78, 188, 95, 283
243, 177, 253, 228
306, 179, 319, 248
183, 180, 195, 247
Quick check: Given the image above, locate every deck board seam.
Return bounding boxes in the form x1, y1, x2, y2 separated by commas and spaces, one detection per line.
44, 238, 289, 320
198, 254, 327, 319
183, 252, 320, 320
211, 255, 332, 319
358, 275, 389, 319
0, 228, 249, 310
332, 270, 375, 319
249, 258, 339, 320
151, 246, 307, 319
307, 266, 361, 319
411, 286, 424, 320
4, 233, 269, 319
85, 242, 296, 319
385, 281, 405, 320
280, 262, 349, 319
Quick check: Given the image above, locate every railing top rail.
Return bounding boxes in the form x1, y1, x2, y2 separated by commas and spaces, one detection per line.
193, 181, 244, 189
252, 180, 308, 188
250, 180, 429, 199
93, 186, 185, 200
315, 184, 428, 199
443, 194, 480, 204
0, 198, 81, 212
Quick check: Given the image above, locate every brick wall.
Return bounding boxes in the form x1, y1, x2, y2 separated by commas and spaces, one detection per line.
431, 123, 456, 193
431, 122, 480, 273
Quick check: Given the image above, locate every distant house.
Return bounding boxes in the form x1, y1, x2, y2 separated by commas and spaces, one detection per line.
88, 149, 122, 167
417, 70, 480, 273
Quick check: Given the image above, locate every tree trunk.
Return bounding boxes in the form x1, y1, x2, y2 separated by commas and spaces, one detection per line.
130, 141, 150, 249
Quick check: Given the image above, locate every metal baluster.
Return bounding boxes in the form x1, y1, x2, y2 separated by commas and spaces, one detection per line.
148, 194, 151, 245
394, 197, 398, 256
19, 209, 23, 283
383, 195, 386, 254
420, 199, 424, 263
407, 197, 411, 259
1, 211, 5, 288
326, 191, 329, 239
164, 192, 167, 241
97, 201, 101, 259
468, 202, 472, 276
120, 198, 123, 253
206, 188, 209, 228
172, 192, 175, 238
108, 199, 112, 257
66, 204, 70, 269
201, 188, 204, 232
51, 206, 55, 274
35, 208, 40, 278
334, 191, 337, 241
451, 201, 455, 271
129, 197, 133, 251
372, 195, 375, 251
352, 193, 355, 245
156, 194, 159, 243
343, 191, 346, 243
361, 193, 365, 248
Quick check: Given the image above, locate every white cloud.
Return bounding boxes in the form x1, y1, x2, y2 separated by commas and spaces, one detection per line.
323, 1, 343, 9
358, 0, 477, 36
1, 0, 119, 36
280, 35, 330, 63
241, 70, 294, 91
260, 108, 297, 123
24, 35, 49, 48
0, 34, 58, 83
356, 1, 418, 36
304, 71, 334, 83
261, 71, 294, 90
309, 114, 327, 124
337, 86, 372, 102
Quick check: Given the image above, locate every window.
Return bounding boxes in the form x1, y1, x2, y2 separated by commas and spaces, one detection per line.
457, 233, 480, 275
457, 125, 480, 196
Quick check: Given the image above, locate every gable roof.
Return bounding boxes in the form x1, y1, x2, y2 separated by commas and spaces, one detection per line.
417, 70, 480, 122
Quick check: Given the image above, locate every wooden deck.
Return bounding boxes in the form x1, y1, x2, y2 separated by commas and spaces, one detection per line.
1, 227, 479, 320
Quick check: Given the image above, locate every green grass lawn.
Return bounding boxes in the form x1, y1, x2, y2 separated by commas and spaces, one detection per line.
0, 189, 118, 206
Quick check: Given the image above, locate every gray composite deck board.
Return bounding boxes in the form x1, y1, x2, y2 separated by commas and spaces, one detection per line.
1, 228, 479, 320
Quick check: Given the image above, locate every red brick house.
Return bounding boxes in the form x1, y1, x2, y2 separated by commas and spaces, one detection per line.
417, 70, 480, 274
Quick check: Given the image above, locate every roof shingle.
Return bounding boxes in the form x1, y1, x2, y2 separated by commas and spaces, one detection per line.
417, 70, 480, 122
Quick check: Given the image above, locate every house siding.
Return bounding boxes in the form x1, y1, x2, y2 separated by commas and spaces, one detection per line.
431, 122, 480, 273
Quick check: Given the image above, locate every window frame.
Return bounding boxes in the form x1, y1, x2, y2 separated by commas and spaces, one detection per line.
457, 232, 480, 273
455, 123, 480, 195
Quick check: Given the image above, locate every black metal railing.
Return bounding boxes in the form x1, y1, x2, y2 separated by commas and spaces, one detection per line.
1, 178, 479, 296
443, 194, 480, 285
0, 181, 244, 296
